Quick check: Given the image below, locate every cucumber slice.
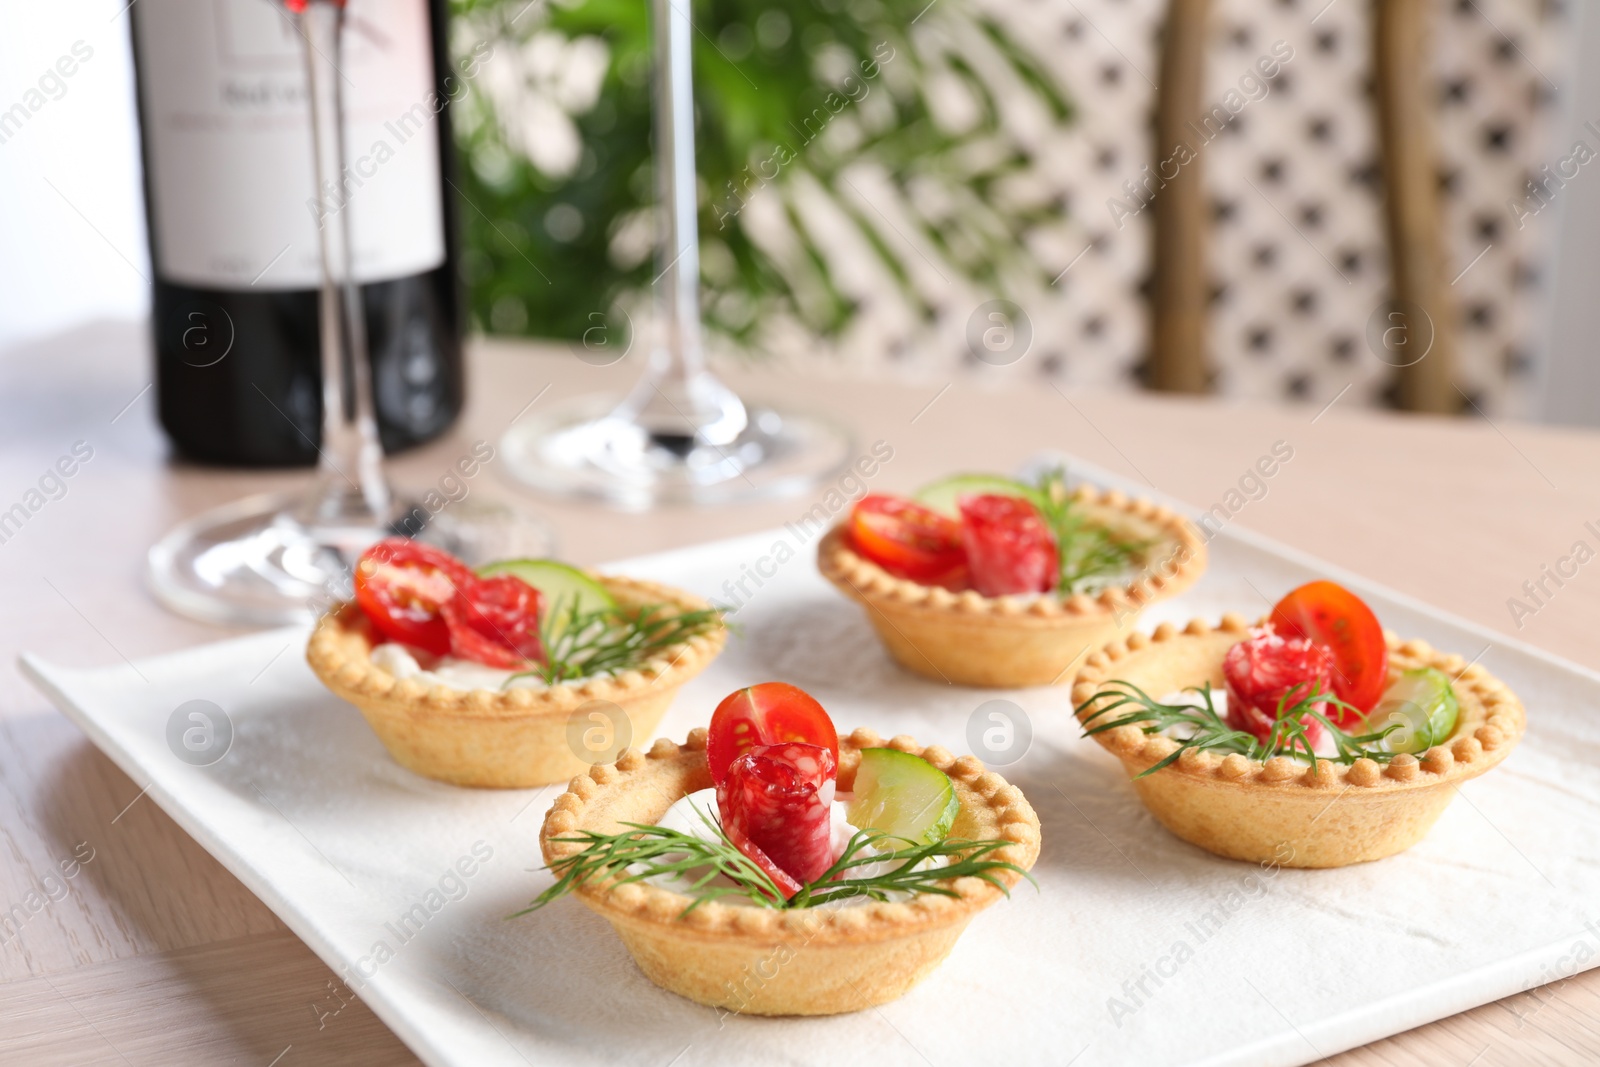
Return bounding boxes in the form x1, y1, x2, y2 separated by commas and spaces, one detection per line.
476, 560, 616, 631
1363, 667, 1460, 754
847, 748, 959, 846
913, 473, 1043, 517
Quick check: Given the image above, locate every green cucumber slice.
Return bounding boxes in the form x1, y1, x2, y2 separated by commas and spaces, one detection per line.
476, 560, 616, 633
1363, 667, 1460, 754
846, 748, 959, 845
913, 473, 1043, 517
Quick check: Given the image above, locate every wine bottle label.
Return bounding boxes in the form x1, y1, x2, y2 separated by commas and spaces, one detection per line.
134, 0, 446, 289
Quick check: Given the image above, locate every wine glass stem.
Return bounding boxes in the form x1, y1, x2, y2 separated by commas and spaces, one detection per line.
296, 1, 392, 531
651, 0, 703, 384
613, 0, 750, 448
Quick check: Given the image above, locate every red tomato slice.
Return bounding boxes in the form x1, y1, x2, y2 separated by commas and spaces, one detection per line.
354, 538, 475, 656
1270, 581, 1389, 720
959, 494, 1058, 597
706, 683, 839, 787
442, 574, 544, 668
848, 494, 968, 587
716, 742, 838, 892
1223, 629, 1334, 745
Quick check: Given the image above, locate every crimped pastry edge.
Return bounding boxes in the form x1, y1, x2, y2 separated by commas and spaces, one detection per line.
305, 573, 727, 718
1071, 614, 1527, 790
816, 483, 1207, 623
538, 728, 1042, 945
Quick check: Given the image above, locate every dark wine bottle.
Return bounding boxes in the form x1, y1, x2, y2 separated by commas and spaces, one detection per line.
130, 0, 464, 467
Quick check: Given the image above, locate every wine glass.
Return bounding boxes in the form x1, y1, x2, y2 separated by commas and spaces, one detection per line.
147, 0, 550, 627
498, 0, 852, 509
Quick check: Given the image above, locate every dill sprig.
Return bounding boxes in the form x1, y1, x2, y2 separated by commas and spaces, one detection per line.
505, 596, 726, 687
515, 803, 787, 915
788, 829, 1031, 907
1078, 679, 1403, 777
518, 802, 1033, 918
1032, 468, 1152, 595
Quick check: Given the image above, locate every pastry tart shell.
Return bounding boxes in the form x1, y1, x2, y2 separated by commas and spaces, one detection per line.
1072, 615, 1527, 868
538, 728, 1041, 1016
306, 575, 725, 789
817, 485, 1207, 688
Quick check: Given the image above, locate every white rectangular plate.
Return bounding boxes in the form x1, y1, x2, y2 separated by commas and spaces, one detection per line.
22, 460, 1600, 1067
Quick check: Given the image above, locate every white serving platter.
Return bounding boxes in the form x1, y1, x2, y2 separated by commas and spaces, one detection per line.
21, 459, 1600, 1067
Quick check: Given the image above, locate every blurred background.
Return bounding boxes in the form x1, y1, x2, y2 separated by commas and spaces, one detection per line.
2, 0, 1596, 429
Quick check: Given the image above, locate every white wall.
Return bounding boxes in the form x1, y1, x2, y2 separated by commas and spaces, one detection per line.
0, 0, 149, 354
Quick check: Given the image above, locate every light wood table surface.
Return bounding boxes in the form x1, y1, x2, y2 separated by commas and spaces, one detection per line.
2, 321, 1598, 1066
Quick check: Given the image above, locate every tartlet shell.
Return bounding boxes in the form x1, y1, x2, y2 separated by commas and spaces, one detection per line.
1072, 614, 1527, 867
538, 728, 1042, 1016
306, 574, 726, 789
817, 484, 1207, 687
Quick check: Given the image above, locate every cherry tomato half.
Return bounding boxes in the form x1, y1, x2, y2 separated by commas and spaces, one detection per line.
705, 682, 840, 787
1270, 580, 1389, 720
354, 538, 475, 656
848, 494, 967, 586
959, 494, 1058, 597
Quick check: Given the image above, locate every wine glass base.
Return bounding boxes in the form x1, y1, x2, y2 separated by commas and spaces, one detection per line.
500, 394, 854, 509
147, 491, 555, 627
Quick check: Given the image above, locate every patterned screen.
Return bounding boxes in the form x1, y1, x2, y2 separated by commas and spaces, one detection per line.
815, 0, 1568, 417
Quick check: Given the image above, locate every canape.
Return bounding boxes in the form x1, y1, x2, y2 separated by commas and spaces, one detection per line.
1073, 581, 1526, 867
818, 470, 1206, 687
307, 539, 726, 788
528, 683, 1041, 1015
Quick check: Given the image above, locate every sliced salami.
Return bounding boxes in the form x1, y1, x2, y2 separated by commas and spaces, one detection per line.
959, 494, 1058, 597
440, 574, 544, 667
717, 742, 837, 891
1223, 626, 1335, 745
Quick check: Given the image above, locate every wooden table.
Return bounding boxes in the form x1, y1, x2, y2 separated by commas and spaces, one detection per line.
2, 321, 1597, 1066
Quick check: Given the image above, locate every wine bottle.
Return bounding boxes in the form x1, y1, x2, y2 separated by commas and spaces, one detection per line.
130, 0, 464, 467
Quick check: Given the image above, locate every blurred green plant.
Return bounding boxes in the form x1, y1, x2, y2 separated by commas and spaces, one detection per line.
449, 0, 1071, 349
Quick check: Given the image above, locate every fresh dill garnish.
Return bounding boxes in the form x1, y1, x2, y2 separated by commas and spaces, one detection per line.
787, 829, 1029, 908
1032, 468, 1152, 595
518, 801, 1033, 917
516, 803, 787, 915
503, 595, 726, 687
1077, 679, 1403, 776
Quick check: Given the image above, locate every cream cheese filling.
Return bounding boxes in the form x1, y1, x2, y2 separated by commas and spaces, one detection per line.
369, 642, 551, 692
